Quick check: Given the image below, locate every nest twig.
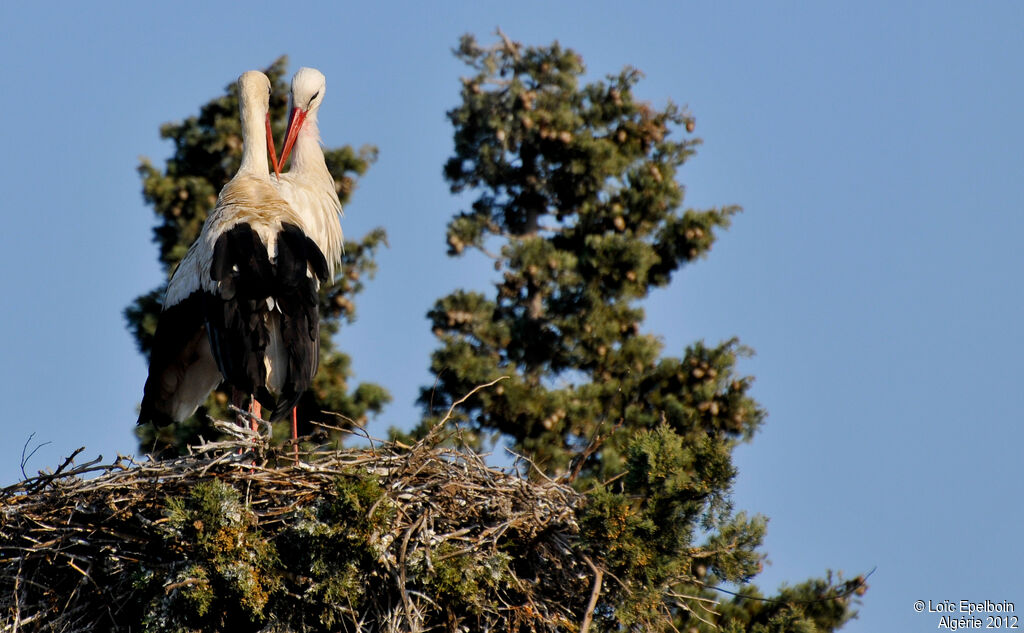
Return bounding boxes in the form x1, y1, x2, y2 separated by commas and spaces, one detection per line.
0, 419, 591, 632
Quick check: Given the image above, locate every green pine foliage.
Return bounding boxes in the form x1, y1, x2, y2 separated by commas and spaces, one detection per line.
420, 35, 755, 479
417, 33, 863, 631
131, 477, 396, 632
126, 57, 389, 455
143, 480, 281, 629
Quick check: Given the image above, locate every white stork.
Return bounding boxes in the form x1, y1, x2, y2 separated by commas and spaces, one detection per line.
275, 68, 344, 278
138, 71, 328, 434
270, 67, 345, 443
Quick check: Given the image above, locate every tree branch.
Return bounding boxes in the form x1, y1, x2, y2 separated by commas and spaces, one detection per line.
580, 555, 604, 633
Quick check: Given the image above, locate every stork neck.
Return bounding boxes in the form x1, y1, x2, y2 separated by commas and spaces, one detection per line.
238, 105, 271, 177
290, 112, 329, 176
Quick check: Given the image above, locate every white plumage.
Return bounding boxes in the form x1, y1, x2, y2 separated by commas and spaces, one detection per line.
138, 70, 334, 430
273, 67, 344, 278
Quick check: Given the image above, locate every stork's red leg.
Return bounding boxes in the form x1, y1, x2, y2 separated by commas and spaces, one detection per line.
250, 399, 262, 433
292, 407, 299, 461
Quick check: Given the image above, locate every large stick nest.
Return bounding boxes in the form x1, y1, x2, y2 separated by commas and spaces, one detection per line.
0, 420, 593, 632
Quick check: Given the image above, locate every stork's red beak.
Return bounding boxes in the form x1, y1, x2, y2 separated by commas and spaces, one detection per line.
266, 113, 281, 178
279, 107, 308, 171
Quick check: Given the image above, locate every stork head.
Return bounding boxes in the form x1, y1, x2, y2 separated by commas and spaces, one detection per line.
279, 67, 327, 168
237, 71, 280, 177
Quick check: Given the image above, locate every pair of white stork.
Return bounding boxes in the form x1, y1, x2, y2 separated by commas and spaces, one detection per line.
138, 68, 343, 453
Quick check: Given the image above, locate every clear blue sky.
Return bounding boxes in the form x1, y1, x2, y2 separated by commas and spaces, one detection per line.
1, 2, 1021, 630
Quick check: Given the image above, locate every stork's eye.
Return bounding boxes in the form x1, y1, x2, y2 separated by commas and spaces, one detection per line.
308, 91, 320, 107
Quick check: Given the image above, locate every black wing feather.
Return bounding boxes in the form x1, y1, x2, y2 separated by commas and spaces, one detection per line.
204, 222, 328, 422
206, 224, 274, 396
138, 292, 208, 426
268, 223, 325, 420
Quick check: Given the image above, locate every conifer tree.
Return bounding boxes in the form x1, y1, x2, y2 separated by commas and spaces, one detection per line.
126, 57, 389, 454
419, 33, 864, 631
